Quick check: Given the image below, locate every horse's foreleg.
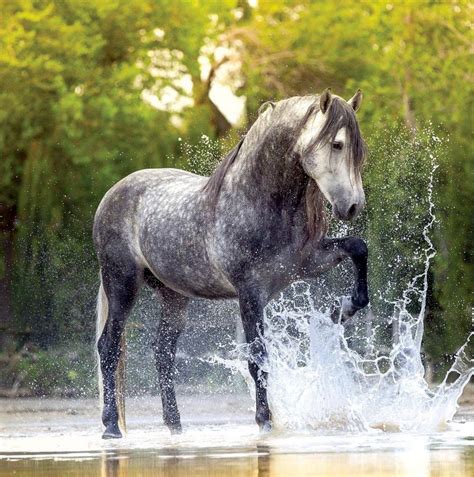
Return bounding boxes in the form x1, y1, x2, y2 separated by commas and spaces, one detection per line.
153, 288, 188, 434
321, 237, 369, 322
238, 289, 272, 431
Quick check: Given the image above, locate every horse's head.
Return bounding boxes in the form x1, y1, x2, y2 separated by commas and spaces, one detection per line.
296, 89, 367, 221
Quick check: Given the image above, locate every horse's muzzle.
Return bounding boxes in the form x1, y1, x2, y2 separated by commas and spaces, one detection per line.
333, 201, 362, 221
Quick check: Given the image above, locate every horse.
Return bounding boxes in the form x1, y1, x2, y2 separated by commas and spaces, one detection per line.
93, 88, 369, 439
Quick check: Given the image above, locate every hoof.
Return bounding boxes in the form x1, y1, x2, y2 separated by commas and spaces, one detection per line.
330, 296, 354, 324
102, 422, 122, 439
259, 420, 273, 433
166, 422, 182, 435
102, 429, 122, 439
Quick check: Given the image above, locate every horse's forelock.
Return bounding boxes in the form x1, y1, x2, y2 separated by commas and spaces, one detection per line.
304, 97, 367, 174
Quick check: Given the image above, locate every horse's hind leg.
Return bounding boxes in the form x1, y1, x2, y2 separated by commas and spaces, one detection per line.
152, 286, 188, 433
97, 257, 141, 439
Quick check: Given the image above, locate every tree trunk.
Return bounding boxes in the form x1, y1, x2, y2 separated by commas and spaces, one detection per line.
402, 10, 417, 133
0, 204, 16, 351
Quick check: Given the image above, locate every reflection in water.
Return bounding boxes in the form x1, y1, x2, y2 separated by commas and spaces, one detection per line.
97, 448, 260, 477
1, 446, 473, 477
257, 444, 271, 476
101, 450, 127, 477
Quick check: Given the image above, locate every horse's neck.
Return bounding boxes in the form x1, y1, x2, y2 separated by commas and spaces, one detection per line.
227, 126, 309, 212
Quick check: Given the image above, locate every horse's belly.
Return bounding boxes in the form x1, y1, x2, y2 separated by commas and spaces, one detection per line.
149, 264, 236, 299
143, 245, 237, 299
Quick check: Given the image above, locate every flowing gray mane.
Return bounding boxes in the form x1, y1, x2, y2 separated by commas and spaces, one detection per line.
203, 95, 366, 209
201, 136, 245, 208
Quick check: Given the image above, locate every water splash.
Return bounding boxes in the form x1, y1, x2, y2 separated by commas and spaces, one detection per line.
213, 145, 473, 433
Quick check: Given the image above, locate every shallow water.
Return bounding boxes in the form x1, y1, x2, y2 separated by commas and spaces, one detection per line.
2, 446, 474, 477
1, 395, 473, 476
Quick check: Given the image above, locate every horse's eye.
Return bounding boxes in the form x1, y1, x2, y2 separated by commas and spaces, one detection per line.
332, 141, 343, 151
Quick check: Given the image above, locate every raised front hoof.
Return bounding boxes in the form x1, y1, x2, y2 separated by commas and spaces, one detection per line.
330, 296, 354, 325
102, 425, 122, 439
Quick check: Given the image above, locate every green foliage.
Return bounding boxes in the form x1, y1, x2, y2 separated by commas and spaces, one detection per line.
0, 0, 188, 348
0, 344, 96, 397
364, 126, 442, 309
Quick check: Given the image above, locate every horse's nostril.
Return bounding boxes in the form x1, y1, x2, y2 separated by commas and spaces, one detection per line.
348, 203, 357, 218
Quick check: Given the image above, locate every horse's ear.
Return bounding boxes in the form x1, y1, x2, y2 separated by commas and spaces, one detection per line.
320, 88, 332, 114
258, 101, 275, 115
348, 89, 363, 113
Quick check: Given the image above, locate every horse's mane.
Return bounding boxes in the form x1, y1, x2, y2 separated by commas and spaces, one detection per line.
305, 176, 328, 243
201, 136, 245, 206
202, 95, 366, 243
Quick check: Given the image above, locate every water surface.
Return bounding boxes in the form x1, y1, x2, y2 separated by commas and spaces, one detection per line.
1, 394, 473, 476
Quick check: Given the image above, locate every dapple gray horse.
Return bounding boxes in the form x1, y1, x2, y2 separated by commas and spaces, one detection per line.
94, 89, 369, 438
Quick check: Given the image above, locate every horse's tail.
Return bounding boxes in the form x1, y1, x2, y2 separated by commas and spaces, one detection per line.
96, 275, 127, 434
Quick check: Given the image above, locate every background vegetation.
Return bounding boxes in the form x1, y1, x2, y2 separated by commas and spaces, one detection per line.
0, 0, 471, 396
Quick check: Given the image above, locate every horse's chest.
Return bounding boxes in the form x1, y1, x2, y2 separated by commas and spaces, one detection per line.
216, 216, 303, 283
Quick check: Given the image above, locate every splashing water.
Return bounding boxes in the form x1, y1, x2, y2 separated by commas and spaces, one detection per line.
212, 146, 473, 434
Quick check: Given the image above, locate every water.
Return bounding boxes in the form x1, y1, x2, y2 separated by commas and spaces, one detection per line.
2, 444, 474, 477
213, 161, 473, 435
1, 395, 473, 476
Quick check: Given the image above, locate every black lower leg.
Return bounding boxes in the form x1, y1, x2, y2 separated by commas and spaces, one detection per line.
249, 360, 271, 430
153, 289, 187, 433
341, 237, 369, 312
154, 322, 183, 432
98, 309, 127, 439
98, 263, 139, 439
239, 289, 272, 430
323, 237, 369, 320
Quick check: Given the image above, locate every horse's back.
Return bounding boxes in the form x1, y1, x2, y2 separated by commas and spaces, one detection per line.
93, 168, 203, 262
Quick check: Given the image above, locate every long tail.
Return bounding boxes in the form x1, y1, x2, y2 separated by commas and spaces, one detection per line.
96, 276, 127, 434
